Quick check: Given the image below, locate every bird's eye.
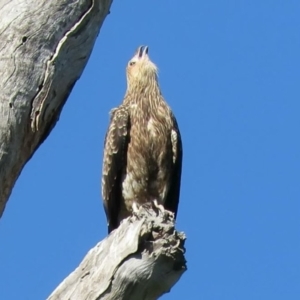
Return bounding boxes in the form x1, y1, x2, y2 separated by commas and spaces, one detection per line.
129, 61, 136, 66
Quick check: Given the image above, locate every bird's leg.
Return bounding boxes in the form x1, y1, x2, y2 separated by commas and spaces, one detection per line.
132, 202, 139, 213
132, 202, 141, 218
153, 199, 165, 216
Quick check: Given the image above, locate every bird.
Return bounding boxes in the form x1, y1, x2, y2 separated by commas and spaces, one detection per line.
101, 45, 183, 233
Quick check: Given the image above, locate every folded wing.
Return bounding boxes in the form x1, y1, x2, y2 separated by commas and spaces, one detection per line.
102, 106, 130, 233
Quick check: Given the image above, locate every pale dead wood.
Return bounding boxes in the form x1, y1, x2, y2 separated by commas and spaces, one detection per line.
48, 208, 187, 300
0, 0, 112, 216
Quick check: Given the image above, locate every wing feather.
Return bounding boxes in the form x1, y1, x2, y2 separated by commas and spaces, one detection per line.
102, 106, 130, 233
164, 115, 183, 218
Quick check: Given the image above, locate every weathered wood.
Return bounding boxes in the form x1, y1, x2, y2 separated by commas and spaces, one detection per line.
48, 209, 187, 300
0, 0, 112, 216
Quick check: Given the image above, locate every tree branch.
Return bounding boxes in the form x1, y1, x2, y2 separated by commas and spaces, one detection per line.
48, 209, 187, 300
0, 0, 112, 216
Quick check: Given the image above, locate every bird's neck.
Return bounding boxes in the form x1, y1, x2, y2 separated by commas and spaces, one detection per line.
124, 80, 163, 106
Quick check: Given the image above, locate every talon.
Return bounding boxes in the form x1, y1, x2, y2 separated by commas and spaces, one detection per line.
167, 211, 175, 219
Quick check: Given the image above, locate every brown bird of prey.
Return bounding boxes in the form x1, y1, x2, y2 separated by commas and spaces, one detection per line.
101, 46, 183, 233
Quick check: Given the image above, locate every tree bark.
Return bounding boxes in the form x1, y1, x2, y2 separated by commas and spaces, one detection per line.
48, 209, 187, 300
0, 0, 112, 216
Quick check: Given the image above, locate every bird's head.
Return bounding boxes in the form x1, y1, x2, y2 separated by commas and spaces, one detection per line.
126, 45, 158, 90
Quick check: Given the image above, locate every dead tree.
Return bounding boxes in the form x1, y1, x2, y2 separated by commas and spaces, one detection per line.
0, 1, 187, 298
48, 209, 186, 300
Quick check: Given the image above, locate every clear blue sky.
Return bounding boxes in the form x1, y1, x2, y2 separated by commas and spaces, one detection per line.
1, 1, 300, 299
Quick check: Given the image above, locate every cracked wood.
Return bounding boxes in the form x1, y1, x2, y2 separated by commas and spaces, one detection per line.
0, 0, 112, 216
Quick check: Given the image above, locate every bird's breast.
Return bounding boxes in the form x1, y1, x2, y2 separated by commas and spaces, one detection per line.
120, 100, 174, 201
147, 117, 158, 138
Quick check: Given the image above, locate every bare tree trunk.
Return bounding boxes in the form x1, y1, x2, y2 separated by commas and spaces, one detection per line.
0, 0, 112, 216
48, 209, 187, 300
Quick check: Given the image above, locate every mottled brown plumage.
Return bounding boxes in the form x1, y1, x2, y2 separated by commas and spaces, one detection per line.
102, 46, 183, 233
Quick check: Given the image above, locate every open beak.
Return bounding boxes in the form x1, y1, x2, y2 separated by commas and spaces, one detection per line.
137, 45, 149, 58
